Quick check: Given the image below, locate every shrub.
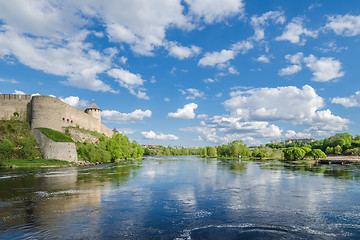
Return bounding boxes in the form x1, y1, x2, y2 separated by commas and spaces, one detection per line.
0, 138, 15, 160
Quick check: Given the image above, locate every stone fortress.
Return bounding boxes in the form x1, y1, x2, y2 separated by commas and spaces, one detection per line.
0, 94, 114, 161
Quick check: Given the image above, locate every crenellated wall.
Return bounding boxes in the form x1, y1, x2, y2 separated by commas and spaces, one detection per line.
0, 94, 32, 121
0, 94, 113, 137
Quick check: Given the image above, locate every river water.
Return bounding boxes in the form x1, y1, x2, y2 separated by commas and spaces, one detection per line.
1, 156, 360, 239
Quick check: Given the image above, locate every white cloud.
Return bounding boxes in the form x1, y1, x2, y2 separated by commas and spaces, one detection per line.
331, 91, 360, 107
168, 103, 198, 119
0, 30, 117, 93
107, 68, 149, 99
164, 97, 171, 102
228, 66, 239, 75
180, 88, 205, 99
102, 109, 152, 122
197, 114, 208, 119
326, 14, 360, 36
185, 0, 244, 24
60, 96, 89, 108
141, 130, 179, 140
13, 90, 25, 95
224, 85, 348, 129
0, 78, 18, 84
198, 40, 252, 68
256, 55, 271, 63
166, 41, 201, 60
284, 130, 311, 139
303, 55, 344, 82
198, 49, 236, 67
203, 78, 216, 83
250, 11, 285, 41
276, 17, 318, 45
278, 64, 302, 76
278, 52, 344, 82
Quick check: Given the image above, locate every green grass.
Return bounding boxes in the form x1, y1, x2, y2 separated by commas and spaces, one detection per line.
38, 128, 74, 142
66, 126, 104, 138
0, 159, 74, 167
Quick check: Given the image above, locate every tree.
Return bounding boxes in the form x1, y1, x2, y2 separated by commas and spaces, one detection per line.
283, 147, 306, 160
307, 149, 327, 160
334, 145, 342, 155
325, 146, 333, 155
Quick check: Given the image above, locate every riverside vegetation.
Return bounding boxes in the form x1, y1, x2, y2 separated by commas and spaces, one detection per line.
1, 117, 359, 166
0, 119, 144, 167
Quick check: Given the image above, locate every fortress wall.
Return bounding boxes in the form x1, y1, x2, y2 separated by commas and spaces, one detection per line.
100, 123, 114, 137
0, 94, 32, 121
31, 96, 112, 137
33, 129, 78, 162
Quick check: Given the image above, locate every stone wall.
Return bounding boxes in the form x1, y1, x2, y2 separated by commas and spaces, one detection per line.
31, 96, 112, 137
0, 94, 32, 121
33, 129, 78, 162
0, 94, 113, 137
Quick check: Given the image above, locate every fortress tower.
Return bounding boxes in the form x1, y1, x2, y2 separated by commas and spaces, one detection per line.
85, 101, 101, 120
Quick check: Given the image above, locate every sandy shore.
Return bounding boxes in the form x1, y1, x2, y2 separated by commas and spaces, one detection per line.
324, 155, 360, 162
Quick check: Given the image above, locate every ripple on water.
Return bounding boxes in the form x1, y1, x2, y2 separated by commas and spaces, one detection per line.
177, 224, 337, 240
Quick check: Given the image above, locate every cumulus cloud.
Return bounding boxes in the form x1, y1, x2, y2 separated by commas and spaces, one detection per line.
303, 55, 344, 82
278, 52, 344, 82
223, 85, 348, 130
256, 55, 271, 63
276, 17, 318, 45
180, 88, 205, 99
13, 90, 25, 95
185, 0, 244, 24
166, 41, 201, 60
278, 64, 302, 76
0, 30, 117, 93
284, 130, 311, 139
332, 91, 360, 107
168, 103, 198, 119
60, 96, 89, 108
102, 109, 152, 122
250, 11, 285, 41
198, 49, 236, 67
107, 68, 149, 99
198, 40, 252, 67
326, 14, 360, 36
141, 130, 179, 140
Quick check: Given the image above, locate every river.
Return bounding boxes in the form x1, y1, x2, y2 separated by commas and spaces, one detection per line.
1, 156, 360, 239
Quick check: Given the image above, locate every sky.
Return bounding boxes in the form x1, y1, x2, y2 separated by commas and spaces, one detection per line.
1, 0, 360, 147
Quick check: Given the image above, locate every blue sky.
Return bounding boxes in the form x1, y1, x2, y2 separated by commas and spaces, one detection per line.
1, 0, 360, 146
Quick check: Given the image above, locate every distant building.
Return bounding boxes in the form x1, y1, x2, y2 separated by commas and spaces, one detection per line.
284, 138, 315, 144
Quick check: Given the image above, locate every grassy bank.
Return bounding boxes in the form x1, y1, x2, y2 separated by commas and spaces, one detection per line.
0, 159, 74, 168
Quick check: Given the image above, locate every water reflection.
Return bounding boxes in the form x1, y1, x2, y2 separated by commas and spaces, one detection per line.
0, 157, 360, 239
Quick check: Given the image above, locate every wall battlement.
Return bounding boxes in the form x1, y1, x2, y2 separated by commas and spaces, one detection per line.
0, 94, 113, 137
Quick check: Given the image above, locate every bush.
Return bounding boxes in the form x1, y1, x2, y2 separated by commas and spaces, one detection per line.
283, 147, 306, 160
0, 138, 15, 160
306, 149, 327, 159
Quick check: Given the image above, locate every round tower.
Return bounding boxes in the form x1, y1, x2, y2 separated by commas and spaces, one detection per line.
85, 101, 101, 120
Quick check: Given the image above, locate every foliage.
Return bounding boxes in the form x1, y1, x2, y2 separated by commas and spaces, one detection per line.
0, 120, 41, 161
306, 149, 327, 160
217, 140, 251, 158
283, 147, 306, 161
38, 128, 74, 142
143, 145, 201, 156
76, 133, 144, 163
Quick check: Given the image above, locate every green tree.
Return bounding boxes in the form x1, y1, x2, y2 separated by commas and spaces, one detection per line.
334, 145, 342, 155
